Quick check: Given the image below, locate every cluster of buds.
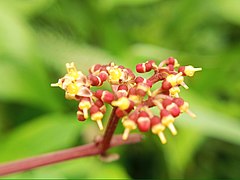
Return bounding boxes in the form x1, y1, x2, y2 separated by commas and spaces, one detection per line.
51, 57, 201, 144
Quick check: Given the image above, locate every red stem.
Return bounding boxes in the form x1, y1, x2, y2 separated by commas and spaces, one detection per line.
0, 134, 142, 176
99, 107, 119, 153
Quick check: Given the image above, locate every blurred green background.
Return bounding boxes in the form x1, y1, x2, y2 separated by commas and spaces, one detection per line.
0, 0, 240, 179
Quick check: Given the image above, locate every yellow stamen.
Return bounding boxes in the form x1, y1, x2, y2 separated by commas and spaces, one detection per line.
112, 97, 130, 110
169, 87, 180, 97
51, 83, 60, 87
83, 108, 89, 119
122, 128, 130, 140
66, 83, 79, 95
168, 123, 177, 135
186, 109, 196, 118
122, 120, 137, 140
91, 112, 104, 130
108, 67, 123, 84
158, 132, 167, 144
180, 82, 189, 89
97, 120, 104, 131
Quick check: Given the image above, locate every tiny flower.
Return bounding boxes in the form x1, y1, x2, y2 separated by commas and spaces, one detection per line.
178, 65, 202, 77
160, 109, 177, 135
90, 105, 104, 130
51, 57, 201, 144
173, 98, 196, 118
137, 111, 151, 132
151, 116, 166, 144
78, 97, 92, 119
122, 113, 138, 140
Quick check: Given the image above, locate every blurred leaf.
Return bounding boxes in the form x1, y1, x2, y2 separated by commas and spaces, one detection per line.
213, 0, 240, 25
37, 32, 114, 74
97, 0, 160, 11
4, 0, 55, 17
0, 113, 81, 162
161, 129, 204, 178
0, 60, 63, 111
0, 2, 34, 61
177, 93, 240, 146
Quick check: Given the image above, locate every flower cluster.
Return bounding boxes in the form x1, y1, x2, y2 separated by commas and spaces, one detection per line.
51, 58, 201, 144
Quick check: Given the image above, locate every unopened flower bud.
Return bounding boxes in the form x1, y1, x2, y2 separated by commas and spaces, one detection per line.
77, 109, 86, 121
166, 57, 180, 67
94, 90, 114, 104
89, 64, 102, 74
137, 111, 150, 132
116, 84, 128, 98
94, 99, 106, 113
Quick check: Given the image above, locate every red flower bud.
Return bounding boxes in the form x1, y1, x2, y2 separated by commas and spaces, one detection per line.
94, 90, 114, 103
135, 76, 144, 84
162, 80, 172, 90
77, 109, 86, 121
128, 111, 139, 122
151, 116, 161, 127
167, 57, 175, 65
136, 63, 146, 73
162, 99, 172, 108
173, 98, 184, 107
99, 71, 108, 81
89, 64, 102, 74
160, 109, 170, 117
89, 74, 102, 86
94, 99, 106, 113
137, 111, 150, 132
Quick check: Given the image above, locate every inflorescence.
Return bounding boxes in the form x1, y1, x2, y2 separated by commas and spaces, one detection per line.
51, 57, 201, 144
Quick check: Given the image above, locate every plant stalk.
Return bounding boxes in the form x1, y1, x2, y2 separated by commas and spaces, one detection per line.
0, 134, 142, 176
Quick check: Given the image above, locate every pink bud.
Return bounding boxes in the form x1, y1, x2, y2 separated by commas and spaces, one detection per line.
77, 110, 86, 121
162, 80, 172, 90
89, 64, 102, 73
90, 105, 99, 115
169, 106, 180, 117
137, 114, 150, 132
151, 116, 161, 127
162, 99, 172, 108
167, 57, 175, 65
178, 66, 186, 76
118, 84, 128, 91
89, 74, 102, 86
160, 109, 170, 117
173, 98, 184, 107
136, 64, 145, 73
135, 76, 144, 83
99, 71, 108, 81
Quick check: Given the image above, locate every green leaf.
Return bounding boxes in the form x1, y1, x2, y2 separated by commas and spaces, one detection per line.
0, 60, 63, 111
97, 0, 160, 11
0, 2, 33, 60
38, 32, 113, 74
213, 0, 240, 25
160, 129, 204, 178
177, 92, 240, 146
3, 0, 55, 17
0, 113, 82, 162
